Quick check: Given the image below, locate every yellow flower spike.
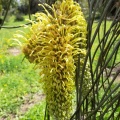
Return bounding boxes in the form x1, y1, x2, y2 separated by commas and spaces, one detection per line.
20, 0, 92, 119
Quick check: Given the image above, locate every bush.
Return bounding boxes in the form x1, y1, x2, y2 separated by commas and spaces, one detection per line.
15, 14, 24, 21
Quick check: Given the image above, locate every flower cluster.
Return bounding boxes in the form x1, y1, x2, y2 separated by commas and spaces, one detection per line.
22, 0, 91, 119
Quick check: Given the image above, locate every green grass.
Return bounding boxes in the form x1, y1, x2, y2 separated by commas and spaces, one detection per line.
20, 101, 46, 120
0, 54, 41, 118
0, 15, 44, 119
0, 15, 30, 49
91, 21, 120, 68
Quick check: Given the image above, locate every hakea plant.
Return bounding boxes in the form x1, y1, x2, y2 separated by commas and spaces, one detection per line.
21, 0, 91, 119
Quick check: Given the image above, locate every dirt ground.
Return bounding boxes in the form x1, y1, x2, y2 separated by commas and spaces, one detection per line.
1, 92, 45, 120
8, 47, 21, 56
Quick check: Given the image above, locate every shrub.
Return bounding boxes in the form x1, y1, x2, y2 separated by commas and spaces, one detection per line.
15, 14, 24, 21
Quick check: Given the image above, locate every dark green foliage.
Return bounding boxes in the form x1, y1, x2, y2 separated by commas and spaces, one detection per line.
1, 0, 18, 10
15, 14, 24, 21
18, 0, 44, 14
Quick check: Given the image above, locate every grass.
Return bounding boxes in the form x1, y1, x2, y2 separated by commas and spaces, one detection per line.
0, 15, 43, 119
20, 101, 46, 120
0, 54, 41, 118
0, 15, 30, 49
91, 21, 120, 68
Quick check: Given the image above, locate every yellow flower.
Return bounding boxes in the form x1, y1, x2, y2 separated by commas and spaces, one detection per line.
4, 84, 7, 87
20, 80, 23, 82
1, 59, 4, 64
21, 0, 91, 119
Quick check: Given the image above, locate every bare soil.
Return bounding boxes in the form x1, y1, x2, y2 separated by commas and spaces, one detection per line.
7, 47, 21, 56
104, 64, 120, 83
1, 92, 45, 120
17, 92, 45, 117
